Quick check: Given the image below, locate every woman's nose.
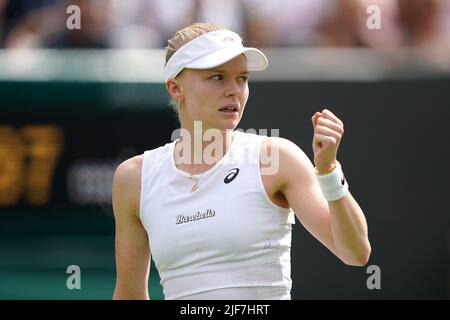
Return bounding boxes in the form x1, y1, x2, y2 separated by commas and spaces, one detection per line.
224, 79, 241, 96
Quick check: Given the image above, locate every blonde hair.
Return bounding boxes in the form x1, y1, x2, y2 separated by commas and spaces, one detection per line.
165, 23, 228, 116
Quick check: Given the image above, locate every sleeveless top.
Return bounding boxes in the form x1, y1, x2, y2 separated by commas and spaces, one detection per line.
139, 130, 295, 300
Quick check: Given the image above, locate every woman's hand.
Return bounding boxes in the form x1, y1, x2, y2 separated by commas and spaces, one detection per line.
311, 109, 344, 175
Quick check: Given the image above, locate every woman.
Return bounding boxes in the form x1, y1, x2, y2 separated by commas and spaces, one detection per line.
112, 23, 371, 300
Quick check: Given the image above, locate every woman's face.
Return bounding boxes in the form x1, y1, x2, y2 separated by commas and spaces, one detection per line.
177, 54, 249, 131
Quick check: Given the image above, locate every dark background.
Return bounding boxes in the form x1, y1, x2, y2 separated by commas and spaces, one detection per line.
1, 77, 449, 299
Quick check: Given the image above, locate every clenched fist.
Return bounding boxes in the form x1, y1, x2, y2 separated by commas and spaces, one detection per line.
311, 109, 344, 175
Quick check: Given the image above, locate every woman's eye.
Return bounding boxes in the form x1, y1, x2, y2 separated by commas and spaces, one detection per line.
210, 75, 223, 81
239, 76, 248, 82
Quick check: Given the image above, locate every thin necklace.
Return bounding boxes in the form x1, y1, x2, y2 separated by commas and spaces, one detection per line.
178, 131, 235, 192
186, 173, 200, 192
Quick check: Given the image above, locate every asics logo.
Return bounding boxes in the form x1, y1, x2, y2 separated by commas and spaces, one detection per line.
224, 168, 239, 184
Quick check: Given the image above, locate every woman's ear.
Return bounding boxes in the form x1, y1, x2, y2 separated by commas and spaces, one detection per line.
166, 79, 184, 102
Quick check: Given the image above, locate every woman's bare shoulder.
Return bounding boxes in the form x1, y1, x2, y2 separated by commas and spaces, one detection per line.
112, 155, 144, 217
114, 155, 143, 184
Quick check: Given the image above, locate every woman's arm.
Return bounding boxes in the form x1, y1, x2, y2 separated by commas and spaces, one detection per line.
264, 109, 371, 266
273, 137, 371, 266
112, 155, 151, 299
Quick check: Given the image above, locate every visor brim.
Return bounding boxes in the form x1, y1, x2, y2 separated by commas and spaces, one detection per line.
185, 46, 268, 72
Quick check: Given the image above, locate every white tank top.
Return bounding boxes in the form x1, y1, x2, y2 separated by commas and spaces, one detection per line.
139, 130, 295, 300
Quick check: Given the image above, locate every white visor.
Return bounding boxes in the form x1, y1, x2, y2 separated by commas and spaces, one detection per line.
164, 30, 268, 80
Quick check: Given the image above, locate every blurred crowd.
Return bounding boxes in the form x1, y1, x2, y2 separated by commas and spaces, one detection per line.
0, 0, 449, 49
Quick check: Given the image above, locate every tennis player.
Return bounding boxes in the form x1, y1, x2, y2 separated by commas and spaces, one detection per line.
112, 23, 371, 300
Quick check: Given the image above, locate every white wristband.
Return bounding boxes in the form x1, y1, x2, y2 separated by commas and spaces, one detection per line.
315, 162, 349, 201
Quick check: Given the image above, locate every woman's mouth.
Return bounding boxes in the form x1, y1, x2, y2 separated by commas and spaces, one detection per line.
219, 104, 239, 114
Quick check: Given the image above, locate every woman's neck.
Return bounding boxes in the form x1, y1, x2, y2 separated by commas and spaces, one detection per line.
173, 126, 234, 175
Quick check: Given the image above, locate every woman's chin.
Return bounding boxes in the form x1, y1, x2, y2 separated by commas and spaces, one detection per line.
220, 120, 240, 131
202, 117, 240, 132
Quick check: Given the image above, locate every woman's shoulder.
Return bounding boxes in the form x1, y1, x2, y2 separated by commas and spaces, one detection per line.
142, 140, 176, 160
112, 155, 144, 219
259, 136, 305, 154
117, 154, 144, 172
259, 136, 311, 174
114, 140, 175, 184
113, 155, 144, 194
235, 131, 306, 160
